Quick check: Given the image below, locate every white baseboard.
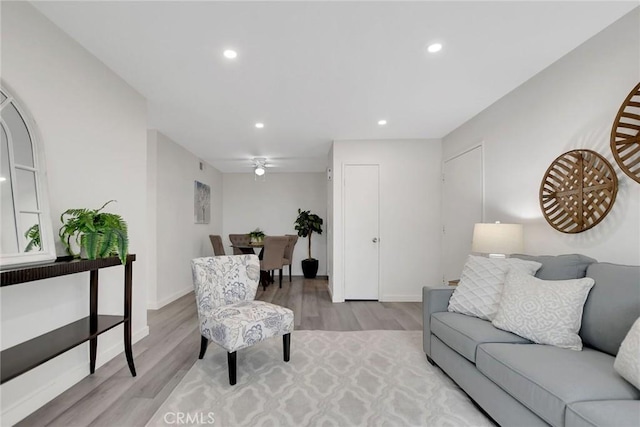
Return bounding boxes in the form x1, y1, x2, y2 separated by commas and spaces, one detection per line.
380, 294, 422, 302
1, 326, 149, 426
1, 359, 88, 426
147, 285, 193, 310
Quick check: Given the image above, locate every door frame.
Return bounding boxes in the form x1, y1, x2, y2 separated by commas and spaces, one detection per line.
441, 142, 485, 284
342, 163, 381, 300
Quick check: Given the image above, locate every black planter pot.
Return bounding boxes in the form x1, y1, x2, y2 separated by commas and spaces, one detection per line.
301, 259, 319, 279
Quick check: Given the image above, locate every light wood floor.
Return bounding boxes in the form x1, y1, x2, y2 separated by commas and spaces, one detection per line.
17, 277, 422, 427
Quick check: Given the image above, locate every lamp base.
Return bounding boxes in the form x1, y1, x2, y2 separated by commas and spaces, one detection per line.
488, 253, 507, 259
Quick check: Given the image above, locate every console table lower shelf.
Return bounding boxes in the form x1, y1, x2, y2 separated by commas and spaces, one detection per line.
0, 255, 137, 384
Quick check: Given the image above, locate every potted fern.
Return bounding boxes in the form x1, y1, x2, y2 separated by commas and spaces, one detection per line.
58, 200, 129, 264
294, 208, 323, 278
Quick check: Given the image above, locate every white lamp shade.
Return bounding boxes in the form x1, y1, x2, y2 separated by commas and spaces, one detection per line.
472, 223, 524, 255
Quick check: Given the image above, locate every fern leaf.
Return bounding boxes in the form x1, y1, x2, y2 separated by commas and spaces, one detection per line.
96, 200, 116, 213
83, 232, 100, 260
98, 229, 116, 258
114, 229, 129, 265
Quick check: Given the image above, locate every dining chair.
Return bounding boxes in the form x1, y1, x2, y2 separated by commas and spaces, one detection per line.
229, 234, 252, 255
192, 255, 293, 385
209, 235, 226, 256
282, 234, 299, 282
260, 236, 289, 290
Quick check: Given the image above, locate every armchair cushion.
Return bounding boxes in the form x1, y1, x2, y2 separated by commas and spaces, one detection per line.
192, 255, 260, 314
201, 300, 294, 353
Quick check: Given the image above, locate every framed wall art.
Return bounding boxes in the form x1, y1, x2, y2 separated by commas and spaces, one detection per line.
194, 181, 210, 224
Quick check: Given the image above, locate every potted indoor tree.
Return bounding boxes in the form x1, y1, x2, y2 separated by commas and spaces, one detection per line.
294, 208, 323, 278
58, 200, 129, 264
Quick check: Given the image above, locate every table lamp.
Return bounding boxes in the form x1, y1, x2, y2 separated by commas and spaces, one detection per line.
471, 222, 524, 258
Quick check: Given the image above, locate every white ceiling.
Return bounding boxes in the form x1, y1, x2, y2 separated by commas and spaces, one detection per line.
33, 1, 637, 173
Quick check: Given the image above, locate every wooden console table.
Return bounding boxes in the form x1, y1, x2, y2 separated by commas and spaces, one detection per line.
0, 255, 137, 384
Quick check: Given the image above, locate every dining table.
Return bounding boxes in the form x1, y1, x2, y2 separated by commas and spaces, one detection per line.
230, 243, 264, 258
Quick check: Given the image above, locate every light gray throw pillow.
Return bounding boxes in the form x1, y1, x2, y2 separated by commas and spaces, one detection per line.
492, 268, 595, 350
448, 255, 541, 321
614, 317, 640, 389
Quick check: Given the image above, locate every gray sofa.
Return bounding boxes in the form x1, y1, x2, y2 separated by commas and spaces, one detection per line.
422, 255, 640, 426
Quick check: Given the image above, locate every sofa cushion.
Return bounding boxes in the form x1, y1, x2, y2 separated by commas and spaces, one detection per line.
581, 263, 640, 356
511, 254, 596, 280
476, 343, 640, 427
566, 401, 640, 427
431, 312, 530, 363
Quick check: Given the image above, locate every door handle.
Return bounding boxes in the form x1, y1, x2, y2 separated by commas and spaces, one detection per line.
372, 237, 378, 243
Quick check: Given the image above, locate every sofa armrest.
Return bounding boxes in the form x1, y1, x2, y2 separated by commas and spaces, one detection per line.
422, 285, 455, 357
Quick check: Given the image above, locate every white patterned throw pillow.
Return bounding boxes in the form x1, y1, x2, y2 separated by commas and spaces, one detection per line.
448, 255, 542, 321
492, 268, 595, 351
614, 317, 640, 389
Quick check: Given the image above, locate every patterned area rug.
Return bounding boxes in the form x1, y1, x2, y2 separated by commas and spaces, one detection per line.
146, 330, 493, 427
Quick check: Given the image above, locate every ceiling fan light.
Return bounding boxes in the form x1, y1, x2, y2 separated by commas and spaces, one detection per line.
254, 166, 266, 176
427, 43, 443, 53
223, 49, 238, 59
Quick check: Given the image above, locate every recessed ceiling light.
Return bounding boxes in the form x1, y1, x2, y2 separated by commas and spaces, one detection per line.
378, 120, 387, 126
255, 123, 264, 129
223, 49, 238, 59
427, 43, 443, 53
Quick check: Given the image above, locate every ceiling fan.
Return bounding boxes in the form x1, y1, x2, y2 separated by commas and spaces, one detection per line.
207, 156, 319, 174
251, 158, 275, 176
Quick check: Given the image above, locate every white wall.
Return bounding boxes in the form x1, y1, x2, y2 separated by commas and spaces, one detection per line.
330, 139, 442, 302
327, 146, 334, 297
0, 2, 149, 424
443, 9, 640, 265
147, 130, 223, 309
222, 173, 327, 276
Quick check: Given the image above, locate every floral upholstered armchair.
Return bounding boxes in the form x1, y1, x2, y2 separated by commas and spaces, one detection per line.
191, 254, 294, 385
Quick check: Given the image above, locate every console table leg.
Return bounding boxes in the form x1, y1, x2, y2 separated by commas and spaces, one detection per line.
90, 339, 97, 374
124, 323, 136, 376
90, 270, 99, 374
124, 261, 137, 377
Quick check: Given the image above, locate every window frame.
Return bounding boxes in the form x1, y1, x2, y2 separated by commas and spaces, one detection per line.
0, 84, 56, 269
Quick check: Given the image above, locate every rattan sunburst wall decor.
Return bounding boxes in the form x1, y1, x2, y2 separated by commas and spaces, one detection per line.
539, 149, 618, 234
610, 82, 640, 184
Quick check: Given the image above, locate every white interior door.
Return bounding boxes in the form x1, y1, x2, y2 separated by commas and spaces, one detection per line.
344, 164, 379, 300
442, 145, 484, 283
